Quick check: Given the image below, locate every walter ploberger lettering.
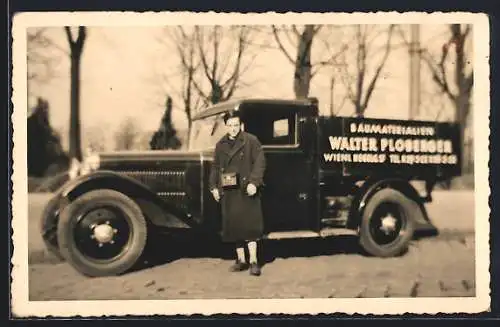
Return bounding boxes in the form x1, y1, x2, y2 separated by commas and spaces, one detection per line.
328, 136, 378, 152
323, 135, 457, 165
328, 136, 453, 155
379, 138, 453, 154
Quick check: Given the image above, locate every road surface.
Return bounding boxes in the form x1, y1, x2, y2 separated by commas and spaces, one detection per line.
26, 190, 476, 300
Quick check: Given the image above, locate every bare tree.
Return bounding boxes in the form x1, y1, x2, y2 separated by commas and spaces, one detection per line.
337, 24, 396, 117
27, 28, 67, 97
27, 29, 58, 85
328, 75, 349, 116
398, 24, 473, 172
194, 26, 257, 104
156, 25, 258, 130
158, 27, 204, 131
64, 26, 87, 162
271, 25, 348, 99
422, 25, 473, 143
114, 117, 141, 151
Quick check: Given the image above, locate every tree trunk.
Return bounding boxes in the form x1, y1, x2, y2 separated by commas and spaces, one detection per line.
293, 25, 315, 99
451, 24, 472, 175
65, 26, 86, 162
329, 76, 335, 116
455, 94, 471, 174
211, 83, 223, 104
69, 53, 82, 161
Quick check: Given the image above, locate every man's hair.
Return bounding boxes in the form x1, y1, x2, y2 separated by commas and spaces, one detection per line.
223, 110, 242, 124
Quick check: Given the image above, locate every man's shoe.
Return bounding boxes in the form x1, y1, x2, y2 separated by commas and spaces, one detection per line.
249, 263, 261, 276
229, 260, 249, 272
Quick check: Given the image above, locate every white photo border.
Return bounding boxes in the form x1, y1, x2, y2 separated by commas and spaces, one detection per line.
11, 11, 491, 317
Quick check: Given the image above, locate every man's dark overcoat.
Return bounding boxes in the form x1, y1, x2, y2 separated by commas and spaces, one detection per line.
209, 131, 266, 242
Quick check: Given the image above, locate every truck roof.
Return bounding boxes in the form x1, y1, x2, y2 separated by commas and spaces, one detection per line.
192, 97, 318, 121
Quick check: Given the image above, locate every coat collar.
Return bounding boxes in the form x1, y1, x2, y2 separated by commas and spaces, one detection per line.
220, 131, 246, 160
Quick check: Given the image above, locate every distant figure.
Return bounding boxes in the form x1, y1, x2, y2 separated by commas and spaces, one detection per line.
209, 110, 266, 276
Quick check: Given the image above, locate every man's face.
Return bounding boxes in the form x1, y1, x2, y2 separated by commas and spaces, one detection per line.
226, 117, 241, 138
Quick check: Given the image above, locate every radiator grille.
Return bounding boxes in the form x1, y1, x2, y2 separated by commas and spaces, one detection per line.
117, 170, 186, 193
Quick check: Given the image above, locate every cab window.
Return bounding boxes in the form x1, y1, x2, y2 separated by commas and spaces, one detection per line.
244, 107, 297, 146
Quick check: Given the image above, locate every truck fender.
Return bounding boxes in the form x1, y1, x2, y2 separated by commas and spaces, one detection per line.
58, 170, 194, 229
347, 178, 435, 234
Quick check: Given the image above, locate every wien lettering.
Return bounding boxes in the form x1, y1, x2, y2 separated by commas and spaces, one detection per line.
323, 153, 386, 163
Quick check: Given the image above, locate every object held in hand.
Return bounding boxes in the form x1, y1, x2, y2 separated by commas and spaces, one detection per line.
221, 172, 239, 189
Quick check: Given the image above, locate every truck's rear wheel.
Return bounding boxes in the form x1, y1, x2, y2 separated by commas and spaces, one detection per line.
57, 189, 147, 277
359, 188, 416, 257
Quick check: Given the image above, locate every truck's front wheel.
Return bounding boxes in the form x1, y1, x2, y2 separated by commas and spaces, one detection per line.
57, 189, 147, 277
359, 188, 416, 257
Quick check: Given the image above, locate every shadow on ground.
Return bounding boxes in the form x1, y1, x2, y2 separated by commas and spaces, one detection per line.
131, 230, 441, 273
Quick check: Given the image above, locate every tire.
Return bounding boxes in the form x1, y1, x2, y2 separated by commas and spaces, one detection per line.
57, 189, 147, 277
359, 188, 416, 257
40, 195, 65, 262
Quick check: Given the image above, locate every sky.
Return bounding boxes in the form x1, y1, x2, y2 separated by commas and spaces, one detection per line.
27, 24, 468, 152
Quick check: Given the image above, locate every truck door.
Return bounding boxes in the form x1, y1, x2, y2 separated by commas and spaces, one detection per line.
244, 108, 318, 233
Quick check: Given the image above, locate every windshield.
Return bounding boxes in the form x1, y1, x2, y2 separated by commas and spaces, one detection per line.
188, 113, 229, 151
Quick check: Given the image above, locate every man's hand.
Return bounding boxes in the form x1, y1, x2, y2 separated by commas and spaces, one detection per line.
211, 188, 221, 202
246, 183, 257, 196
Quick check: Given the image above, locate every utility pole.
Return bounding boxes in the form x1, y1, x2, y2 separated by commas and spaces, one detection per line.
409, 25, 421, 119
329, 76, 335, 116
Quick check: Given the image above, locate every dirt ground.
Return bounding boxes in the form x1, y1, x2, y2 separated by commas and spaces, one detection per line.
26, 191, 476, 300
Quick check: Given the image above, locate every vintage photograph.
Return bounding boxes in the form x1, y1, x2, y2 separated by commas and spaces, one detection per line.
11, 12, 490, 316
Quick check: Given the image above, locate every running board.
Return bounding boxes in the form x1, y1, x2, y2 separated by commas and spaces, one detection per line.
265, 228, 358, 240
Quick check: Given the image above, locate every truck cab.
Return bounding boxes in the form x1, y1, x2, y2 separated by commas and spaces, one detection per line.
41, 98, 462, 277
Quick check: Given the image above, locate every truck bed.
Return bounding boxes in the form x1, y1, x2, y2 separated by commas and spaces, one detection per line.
318, 116, 462, 180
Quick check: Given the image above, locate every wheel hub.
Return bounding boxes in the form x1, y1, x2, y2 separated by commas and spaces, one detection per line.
91, 222, 116, 244
379, 214, 397, 234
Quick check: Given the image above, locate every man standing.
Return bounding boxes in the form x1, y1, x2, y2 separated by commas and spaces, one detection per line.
209, 110, 266, 276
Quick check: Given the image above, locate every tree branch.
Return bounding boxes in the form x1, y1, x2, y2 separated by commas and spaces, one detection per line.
211, 26, 219, 83
271, 25, 295, 65
64, 27, 73, 47
362, 25, 395, 110
221, 28, 246, 89
463, 25, 471, 40
355, 25, 365, 113
338, 58, 356, 104
311, 44, 349, 76
421, 50, 456, 103
190, 74, 210, 103
313, 25, 322, 35
465, 72, 473, 95
195, 27, 215, 84
223, 31, 246, 99
76, 26, 86, 49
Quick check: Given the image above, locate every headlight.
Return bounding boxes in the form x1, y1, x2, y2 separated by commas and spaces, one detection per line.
80, 154, 101, 176
68, 158, 80, 180
86, 153, 101, 170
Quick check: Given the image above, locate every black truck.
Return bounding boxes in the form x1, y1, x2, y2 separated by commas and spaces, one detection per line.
40, 98, 462, 277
